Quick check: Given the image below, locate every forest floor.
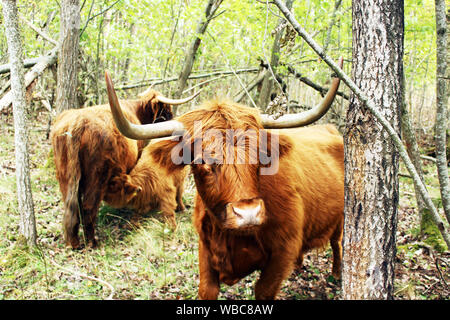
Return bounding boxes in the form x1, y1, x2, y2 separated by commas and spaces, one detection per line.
0, 111, 448, 300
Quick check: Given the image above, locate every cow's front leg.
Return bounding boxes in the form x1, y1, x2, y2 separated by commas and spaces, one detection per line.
255, 252, 296, 300
198, 240, 220, 300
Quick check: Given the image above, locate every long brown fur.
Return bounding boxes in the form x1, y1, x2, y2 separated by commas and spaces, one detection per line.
104, 139, 189, 229
50, 90, 173, 249
152, 98, 344, 299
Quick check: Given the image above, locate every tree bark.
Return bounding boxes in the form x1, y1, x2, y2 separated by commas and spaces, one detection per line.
55, 0, 80, 113
174, 0, 223, 113
342, 0, 404, 300
434, 0, 450, 224
2, 0, 37, 247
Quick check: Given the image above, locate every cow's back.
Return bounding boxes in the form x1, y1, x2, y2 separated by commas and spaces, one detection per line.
263, 125, 344, 252
51, 105, 140, 200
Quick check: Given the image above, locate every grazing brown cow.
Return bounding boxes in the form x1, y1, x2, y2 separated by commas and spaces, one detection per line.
104, 139, 190, 229
104, 58, 344, 300
51, 88, 198, 249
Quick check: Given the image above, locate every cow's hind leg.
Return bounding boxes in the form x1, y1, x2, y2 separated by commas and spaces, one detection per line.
63, 185, 82, 249
80, 200, 101, 248
330, 219, 343, 279
63, 206, 81, 249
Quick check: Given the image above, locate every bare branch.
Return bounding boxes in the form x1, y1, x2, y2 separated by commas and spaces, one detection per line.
115, 68, 258, 91
79, 0, 121, 37
19, 15, 58, 46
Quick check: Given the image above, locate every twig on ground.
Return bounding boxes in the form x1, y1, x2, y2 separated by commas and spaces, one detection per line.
50, 258, 115, 300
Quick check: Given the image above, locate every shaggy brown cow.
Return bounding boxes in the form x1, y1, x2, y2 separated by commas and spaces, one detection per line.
104, 139, 190, 229
104, 59, 344, 300
51, 88, 198, 249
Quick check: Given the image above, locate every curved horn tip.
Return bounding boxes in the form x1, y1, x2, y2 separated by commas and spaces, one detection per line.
337, 56, 344, 69
155, 90, 201, 106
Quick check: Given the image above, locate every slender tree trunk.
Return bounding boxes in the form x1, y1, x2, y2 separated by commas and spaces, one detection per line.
2, 0, 37, 247
121, 23, 136, 83
400, 75, 428, 234
323, 0, 343, 54
434, 0, 450, 224
342, 0, 404, 299
258, 0, 294, 110
174, 0, 223, 114
55, 0, 80, 113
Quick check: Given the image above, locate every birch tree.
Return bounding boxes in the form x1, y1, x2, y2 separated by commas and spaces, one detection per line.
434, 0, 449, 224
2, 0, 37, 247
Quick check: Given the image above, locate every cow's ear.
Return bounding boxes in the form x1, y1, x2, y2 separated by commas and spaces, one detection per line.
260, 130, 293, 160
150, 137, 189, 171
124, 181, 141, 198
108, 175, 125, 193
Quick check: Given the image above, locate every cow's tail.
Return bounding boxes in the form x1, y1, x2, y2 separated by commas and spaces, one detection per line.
59, 125, 84, 247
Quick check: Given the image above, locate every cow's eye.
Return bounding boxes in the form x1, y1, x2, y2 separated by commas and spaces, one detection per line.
201, 163, 219, 175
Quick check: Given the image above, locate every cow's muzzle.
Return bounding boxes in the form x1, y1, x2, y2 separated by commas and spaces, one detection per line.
225, 198, 265, 229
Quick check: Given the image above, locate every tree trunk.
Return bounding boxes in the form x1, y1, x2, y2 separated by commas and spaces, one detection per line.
121, 23, 136, 83
400, 88, 428, 233
174, 0, 223, 114
2, 0, 37, 247
55, 0, 80, 113
258, 0, 294, 110
434, 0, 450, 224
323, 0, 343, 54
342, 0, 404, 299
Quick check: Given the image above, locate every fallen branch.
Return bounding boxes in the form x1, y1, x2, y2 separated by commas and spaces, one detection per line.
421, 155, 437, 163
50, 258, 115, 300
272, 0, 450, 249
0, 47, 58, 112
435, 256, 449, 290
115, 68, 258, 91
0, 57, 48, 75
235, 71, 266, 102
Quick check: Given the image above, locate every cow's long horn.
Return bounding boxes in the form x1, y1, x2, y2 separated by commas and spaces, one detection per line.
156, 91, 201, 105
261, 56, 343, 129
105, 71, 184, 140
